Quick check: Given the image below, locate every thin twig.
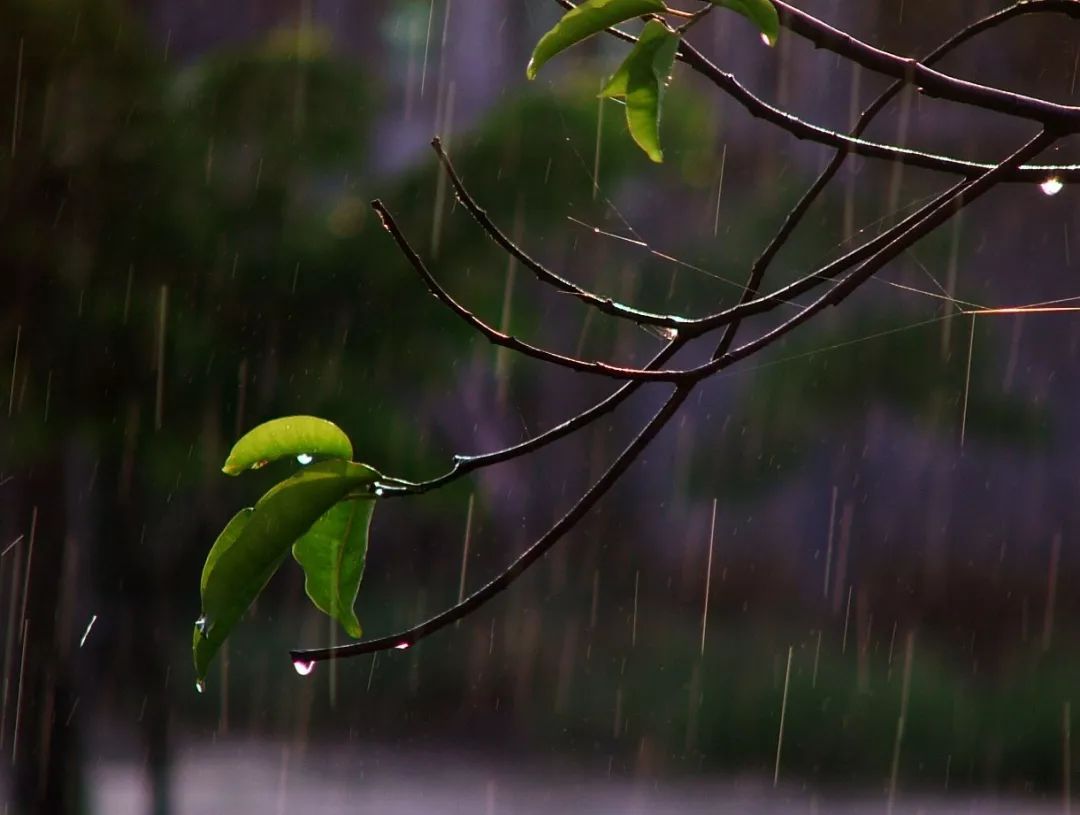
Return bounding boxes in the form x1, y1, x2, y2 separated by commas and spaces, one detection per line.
431, 137, 689, 329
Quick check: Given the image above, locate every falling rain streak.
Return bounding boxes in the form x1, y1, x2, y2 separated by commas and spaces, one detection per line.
5, 2, 1080, 813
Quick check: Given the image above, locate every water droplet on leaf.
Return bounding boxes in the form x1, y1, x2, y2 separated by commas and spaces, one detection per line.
292, 658, 316, 676
394, 641, 411, 650
296, 453, 314, 465
195, 679, 206, 694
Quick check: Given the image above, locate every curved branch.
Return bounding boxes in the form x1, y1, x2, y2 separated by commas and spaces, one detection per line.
718, 130, 1056, 369
292, 383, 694, 663
555, 0, 1080, 181
431, 137, 690, 329
390, 0, 1020, 497
772, 0, 1080, 128
711, 0, 1044, 361
372, 199, 693, 382
376, 338, 683, 498
293, 130, 1052, 665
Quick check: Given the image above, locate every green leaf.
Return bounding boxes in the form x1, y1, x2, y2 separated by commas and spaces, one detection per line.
194, 459, 379, 684
526, 0, 666, 80
711, 0, 779, 46
292, 497, 375, 639
600, 19, 680, 163
222, 415, 353, 475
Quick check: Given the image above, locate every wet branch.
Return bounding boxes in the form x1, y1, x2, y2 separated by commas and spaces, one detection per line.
430, 137, 689, 330
556, 0, 1080, 182
378, 3, 1021, 502
290, 2, 1072, 665
295, 128, 1053, 664
772, 0, 1080, 127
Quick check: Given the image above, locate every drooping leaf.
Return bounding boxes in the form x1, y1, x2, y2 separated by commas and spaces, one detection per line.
292, 497, 375, 639
200, 507, 255, 595
527, 0, 666, 80
222, 415, 353, 475
600, 19, 680, 163
194, 459, 380, 683
711, 0, 779, 46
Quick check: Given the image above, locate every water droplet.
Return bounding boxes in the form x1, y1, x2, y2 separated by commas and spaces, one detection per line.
292, 658, 316, 676
195, 679, 206, 694
194, 616, 209, 634
296, 453, 314, 465
760, 33, 775, 47
374, 487, 385, 497
394, 641, 411, 650
1040, 177, 1064, 196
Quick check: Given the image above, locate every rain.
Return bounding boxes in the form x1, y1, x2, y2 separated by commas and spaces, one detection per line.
2, 1, 1080, 813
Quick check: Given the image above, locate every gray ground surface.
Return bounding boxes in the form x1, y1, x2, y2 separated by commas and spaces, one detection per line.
87, 741, 1065, 814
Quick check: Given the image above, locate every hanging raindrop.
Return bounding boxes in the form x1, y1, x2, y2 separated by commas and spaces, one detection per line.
296, 453, 314, 465
292, 658, 316, 676
1040, 177, 1064, 196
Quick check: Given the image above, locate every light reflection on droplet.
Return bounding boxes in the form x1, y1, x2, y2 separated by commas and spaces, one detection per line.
761, 33, 775, 47
195, 679, 206, 694
296, 453, 314, 465
374, 487, 385, 497
394, 642, 411, 650
292, 658, 316, 676
1040, 177, 1064, 196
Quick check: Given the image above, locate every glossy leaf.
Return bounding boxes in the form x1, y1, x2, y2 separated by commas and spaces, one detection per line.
712, 0, 779, 46
527, 0, 666, 80
600, 20, 680, 163
292, 497, 375, 639
194, 459, 379, 683
222, 415, 353, 475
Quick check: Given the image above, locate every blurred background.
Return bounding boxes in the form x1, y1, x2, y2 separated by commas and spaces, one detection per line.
2, 0, 1080, 812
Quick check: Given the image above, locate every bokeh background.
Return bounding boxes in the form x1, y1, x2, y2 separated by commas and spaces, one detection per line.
2, 1, 1080, 812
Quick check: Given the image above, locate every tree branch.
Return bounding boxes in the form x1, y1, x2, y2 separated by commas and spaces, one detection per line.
711, 0, 1045, 360
294, 128, 1052, 665
430, 137, 690, 330
371, 199, 695, 382
772, 1, 1080, 127
291, 383, 694, 663
555, 0, 1080, 182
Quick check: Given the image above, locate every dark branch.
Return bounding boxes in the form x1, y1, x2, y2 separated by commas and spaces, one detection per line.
295, 129, 1054, 664
291, 383, 694, 663
710, 0, 1043, 361
772, 1, 1080, 128
371, 199, 693, 382
431, 137, 689, 330
717, 130, 1057, 371
375, 339, 683, 498
555, 0, 1080, 182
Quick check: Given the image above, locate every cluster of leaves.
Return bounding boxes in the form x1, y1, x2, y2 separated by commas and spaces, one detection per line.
194, 417, 382, 686
527, 0, 778, 161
